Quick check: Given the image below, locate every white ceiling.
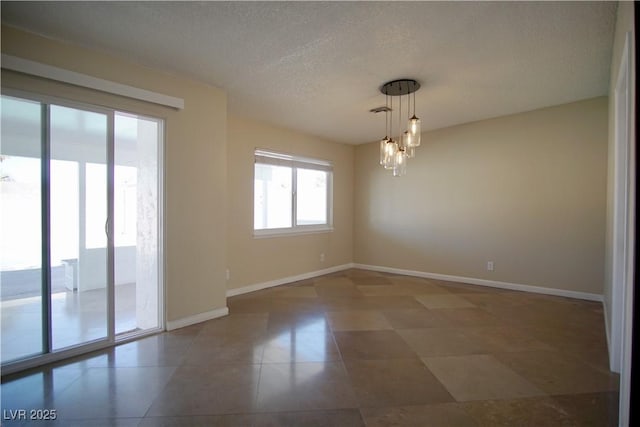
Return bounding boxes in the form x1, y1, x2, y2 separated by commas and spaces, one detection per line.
1, 1, 617, 145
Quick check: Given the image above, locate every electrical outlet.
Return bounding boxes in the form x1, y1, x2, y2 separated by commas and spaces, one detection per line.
487, 261, 494, 272
320, 253, 325, 263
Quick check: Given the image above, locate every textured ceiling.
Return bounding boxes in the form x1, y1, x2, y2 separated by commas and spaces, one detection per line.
1, 1, 616, 145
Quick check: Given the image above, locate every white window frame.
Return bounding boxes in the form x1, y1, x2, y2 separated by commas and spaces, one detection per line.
253, 149, 333, 238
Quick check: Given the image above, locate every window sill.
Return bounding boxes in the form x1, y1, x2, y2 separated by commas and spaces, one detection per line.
253, 226, 334, 239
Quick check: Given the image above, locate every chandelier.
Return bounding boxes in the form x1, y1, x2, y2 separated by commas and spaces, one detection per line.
373, 79, 421, 177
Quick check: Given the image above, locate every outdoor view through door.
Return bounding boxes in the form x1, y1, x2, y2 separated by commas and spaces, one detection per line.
0, 94, 163, 367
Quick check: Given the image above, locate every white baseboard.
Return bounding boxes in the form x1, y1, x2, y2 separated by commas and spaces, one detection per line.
226, 263, 355, 297
166, 306, 229, 331
353, 263, 604, 302
224, 262, 603, 303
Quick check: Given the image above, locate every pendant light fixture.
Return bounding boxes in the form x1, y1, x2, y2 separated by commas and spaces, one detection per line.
374, 79, 421, 176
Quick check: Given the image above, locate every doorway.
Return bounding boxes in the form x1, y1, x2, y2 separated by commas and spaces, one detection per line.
0, 93, 164, 370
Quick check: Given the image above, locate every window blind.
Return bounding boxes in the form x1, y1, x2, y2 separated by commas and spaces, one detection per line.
254, 149, 333, 172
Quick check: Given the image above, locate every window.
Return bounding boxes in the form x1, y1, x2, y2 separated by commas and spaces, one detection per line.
254, 149, 333, 236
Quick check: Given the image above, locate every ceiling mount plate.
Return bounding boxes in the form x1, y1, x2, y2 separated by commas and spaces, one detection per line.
380, 79, 420, 96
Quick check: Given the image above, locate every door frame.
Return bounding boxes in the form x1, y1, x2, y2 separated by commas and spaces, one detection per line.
1, 89, 165, 375
611, 31, 634, 426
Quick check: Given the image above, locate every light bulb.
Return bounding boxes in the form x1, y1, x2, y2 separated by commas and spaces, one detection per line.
402, 131, 411, 149
393, 149, 407, 177
383, 139, 398, 170
408, 115, 421, 147
379, 137, 389, 165
405, 131, 415, 148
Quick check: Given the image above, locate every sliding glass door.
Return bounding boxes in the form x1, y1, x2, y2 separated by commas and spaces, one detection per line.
50, 104, 110, 350
0, 93, 163, 369
0, 96, 45, 363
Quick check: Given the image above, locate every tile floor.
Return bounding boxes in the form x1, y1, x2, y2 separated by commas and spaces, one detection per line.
0, 269, 619, 426
1, 283, 139, 363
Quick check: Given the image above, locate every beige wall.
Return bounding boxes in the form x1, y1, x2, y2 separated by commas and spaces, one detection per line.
227, 115, 354, 291
0, 22, 615, 327
1, 26, 228, 322
604, 2, 635, 353
355, 97, 608, 294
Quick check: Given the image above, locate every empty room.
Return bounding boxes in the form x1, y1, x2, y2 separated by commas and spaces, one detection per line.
0, 1, 636, 426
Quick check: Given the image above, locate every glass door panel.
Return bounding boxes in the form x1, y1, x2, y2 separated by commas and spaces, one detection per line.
49, 104, 108, 350
0, 95, 44, 362
114, 112, 160, 334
